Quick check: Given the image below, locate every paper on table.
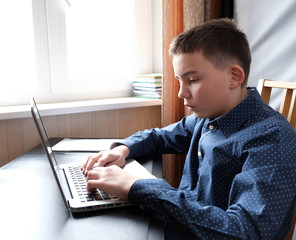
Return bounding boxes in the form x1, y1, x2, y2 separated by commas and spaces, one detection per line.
123, 159, 156, 179
52, 138, 123, 152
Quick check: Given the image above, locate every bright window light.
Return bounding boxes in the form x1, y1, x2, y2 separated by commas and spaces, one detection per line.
0, 0, 37, 105
63, 0, 135, 93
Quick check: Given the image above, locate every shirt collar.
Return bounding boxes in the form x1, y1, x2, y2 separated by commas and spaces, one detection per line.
209, 87, 264, 138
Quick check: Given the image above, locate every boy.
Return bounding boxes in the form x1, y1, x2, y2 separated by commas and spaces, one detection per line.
82, 19, 296, 239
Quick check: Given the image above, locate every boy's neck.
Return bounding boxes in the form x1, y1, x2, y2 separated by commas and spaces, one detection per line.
225, 87, 249, 116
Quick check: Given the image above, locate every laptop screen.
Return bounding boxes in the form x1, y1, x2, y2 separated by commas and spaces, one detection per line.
31, 98, 60, 170
31, 98, 69, 207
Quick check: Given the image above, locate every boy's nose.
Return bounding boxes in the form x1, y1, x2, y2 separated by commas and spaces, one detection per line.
178, 84, 189, 99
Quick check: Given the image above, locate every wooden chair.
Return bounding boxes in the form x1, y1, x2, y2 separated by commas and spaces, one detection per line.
257, 79, 296, 130
257, 79, 296, 240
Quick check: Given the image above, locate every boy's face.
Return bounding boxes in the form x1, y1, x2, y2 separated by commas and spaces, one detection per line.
173, 51, 235, 119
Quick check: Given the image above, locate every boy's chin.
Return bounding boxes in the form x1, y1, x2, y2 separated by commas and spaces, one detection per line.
193, 112, 203, 118
193, 112, 212, 119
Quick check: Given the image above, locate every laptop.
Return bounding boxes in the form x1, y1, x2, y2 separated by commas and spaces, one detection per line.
30, 97, 153, 212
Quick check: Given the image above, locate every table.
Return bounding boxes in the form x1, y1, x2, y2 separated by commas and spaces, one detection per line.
0, 139, 163, 240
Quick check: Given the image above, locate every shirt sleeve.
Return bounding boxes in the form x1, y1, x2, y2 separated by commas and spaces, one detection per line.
129, 167, 296, 239
120, 114, 198, 158
129, 178, 250, 239
128, 123, 296, 240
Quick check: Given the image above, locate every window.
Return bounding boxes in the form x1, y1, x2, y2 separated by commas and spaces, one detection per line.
0, 0, 37, 106
0, 0, 161, 106
48, 0, 135, 97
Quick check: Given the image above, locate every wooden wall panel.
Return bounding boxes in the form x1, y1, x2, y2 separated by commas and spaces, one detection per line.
6, 119, 24, 161
94, 111, 109, 137
119, 108, 140, 137
0, 105, 161, 167
22, 118, 39, 151
57, 115, 68, 137
0, 121, 8, 163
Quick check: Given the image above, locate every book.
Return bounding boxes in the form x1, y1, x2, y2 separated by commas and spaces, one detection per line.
132, 73, 163, 99
135, 73, 162, 79
133, 91, 162, 99
133, 82, 162, 88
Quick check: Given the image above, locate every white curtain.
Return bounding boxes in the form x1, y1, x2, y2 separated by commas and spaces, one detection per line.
235, 0, 296, 110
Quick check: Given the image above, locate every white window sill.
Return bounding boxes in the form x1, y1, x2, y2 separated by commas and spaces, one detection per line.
0, 97, 162, 120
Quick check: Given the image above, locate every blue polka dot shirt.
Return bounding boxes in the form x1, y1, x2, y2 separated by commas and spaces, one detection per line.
121, 88, 296, 240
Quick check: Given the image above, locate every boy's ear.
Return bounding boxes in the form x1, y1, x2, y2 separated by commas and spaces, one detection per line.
229, 64, 245, 89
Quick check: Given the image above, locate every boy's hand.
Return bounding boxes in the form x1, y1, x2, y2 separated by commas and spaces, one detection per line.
82, 145, 130, 175
86, 165, 140, 200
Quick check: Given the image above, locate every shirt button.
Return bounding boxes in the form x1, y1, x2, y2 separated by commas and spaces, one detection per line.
209, 125, 214, 130
198, 151, 202, 157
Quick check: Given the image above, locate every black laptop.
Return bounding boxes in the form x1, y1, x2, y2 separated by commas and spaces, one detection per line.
31, 97, 154, 212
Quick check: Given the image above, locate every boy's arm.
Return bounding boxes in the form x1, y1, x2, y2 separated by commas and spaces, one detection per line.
128, 125, 296, 239
83, 114, 197, 179
129, 166, 296, 240
120, 114, 198, 158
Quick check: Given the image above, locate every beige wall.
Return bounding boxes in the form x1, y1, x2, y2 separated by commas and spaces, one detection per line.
0, 105, 161, 167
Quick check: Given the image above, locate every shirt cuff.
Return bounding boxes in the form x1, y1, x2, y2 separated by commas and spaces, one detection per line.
128, 178, 172, 206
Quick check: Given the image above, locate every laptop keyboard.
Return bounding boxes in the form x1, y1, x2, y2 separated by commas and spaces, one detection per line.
68, 166, 118, 202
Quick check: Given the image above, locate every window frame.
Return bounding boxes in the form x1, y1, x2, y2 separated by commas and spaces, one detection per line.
1, 0, 160, 106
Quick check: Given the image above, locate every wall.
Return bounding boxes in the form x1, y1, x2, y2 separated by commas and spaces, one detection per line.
0, 105, 161, 167
235, 0, 296, 110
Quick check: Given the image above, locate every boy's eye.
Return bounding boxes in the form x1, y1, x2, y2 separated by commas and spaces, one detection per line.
189, 79, 198, 83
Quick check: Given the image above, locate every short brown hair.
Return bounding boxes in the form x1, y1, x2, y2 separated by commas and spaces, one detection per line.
169, 19, 251, 84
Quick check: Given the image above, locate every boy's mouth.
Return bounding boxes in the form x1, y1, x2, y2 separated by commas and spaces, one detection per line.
185, 104, 195, 111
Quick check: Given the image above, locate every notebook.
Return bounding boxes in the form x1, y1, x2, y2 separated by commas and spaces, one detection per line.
30, 97, 155, 212
52, 138, 123, 152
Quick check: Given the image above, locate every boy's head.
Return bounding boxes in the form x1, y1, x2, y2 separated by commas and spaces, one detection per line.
169, 19, 252, 119
169, 19, 251, 85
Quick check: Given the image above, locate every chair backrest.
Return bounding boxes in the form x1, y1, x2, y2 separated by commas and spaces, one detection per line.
257, 79, 296, 130
257, 79, 296, 240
